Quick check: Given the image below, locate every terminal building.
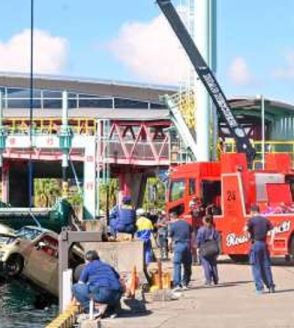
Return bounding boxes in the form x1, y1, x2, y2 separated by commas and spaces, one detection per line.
1, 73, 294, 216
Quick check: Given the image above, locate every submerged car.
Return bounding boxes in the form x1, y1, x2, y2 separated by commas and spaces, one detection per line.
0, 225, 84, 297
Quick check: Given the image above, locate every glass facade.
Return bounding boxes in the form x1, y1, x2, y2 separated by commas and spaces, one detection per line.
0, 86, 166, 110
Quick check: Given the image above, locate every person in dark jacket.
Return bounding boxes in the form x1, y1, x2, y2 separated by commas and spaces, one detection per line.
246, 204, 275, 294
72, 250, 123, 317
169, 212, 192, 290
189, 197, 205, 265
156, 210, 169, 260
196, 215, 219, 286
109, 195, 136, 236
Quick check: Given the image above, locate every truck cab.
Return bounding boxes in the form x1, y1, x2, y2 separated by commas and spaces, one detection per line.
167, 153, 294, 261
167, 161, 221, 225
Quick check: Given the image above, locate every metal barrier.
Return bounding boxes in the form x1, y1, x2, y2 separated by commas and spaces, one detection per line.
170, 139, 294, 165
224, 140, 294, 168
4, 118, 96, 136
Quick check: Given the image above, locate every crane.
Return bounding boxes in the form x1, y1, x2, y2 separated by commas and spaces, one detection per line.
156, 0, 256, 163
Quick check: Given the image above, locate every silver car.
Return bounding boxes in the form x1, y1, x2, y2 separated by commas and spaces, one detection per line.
0, 226, 83, 297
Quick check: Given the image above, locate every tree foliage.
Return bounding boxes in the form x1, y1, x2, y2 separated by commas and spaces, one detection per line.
34, 178, 83, 207
33, 176, 166, 214
99, 178, 119, 213
143, 177, 166, 212
34, 179, 62, 207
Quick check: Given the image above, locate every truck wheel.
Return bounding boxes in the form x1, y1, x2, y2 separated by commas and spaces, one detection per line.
229, 254, 249, 263
5, 254, 24, 277
285, 255, 291, 262
288, 236, 294, 260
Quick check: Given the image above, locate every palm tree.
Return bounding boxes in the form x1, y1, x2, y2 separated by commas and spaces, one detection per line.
34, 179, 62, 207
99, 178, 119, 213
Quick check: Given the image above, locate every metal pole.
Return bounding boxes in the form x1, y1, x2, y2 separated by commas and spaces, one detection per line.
62, 91, 69, 198
209, 0, 218, 160
0, 92, 3, 128
194, 0, 217, 161
261, 95, 265, 169
29, 0, 34, 142
62, 90, 68, 127
96, 120, 101, 217
0, 92, 3, 168
28, 0, 34, 208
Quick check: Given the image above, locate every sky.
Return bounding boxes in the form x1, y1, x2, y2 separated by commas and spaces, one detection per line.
1, 1, 294, 103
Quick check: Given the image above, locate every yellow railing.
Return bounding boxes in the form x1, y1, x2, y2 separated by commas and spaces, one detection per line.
168, 90, 196, 129
3, 118, 97, 136
224, 140, 294, 168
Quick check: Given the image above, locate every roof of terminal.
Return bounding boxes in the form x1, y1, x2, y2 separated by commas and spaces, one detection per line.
0, 73, 176, 103
0, 74, 294, 121
228, 97, 294, 124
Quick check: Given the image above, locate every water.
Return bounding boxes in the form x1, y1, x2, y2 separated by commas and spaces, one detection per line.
0, 278, 58, 328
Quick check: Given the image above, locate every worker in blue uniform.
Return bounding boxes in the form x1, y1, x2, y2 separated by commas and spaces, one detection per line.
109, 195, 136, 236
169, 212, 192, 291
196, 215, 219, 286
246, 204, 275, 294
72, 250, 123, 317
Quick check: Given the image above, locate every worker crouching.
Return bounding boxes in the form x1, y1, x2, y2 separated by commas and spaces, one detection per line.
72, 250, 123, 318
109, 195, 136, 237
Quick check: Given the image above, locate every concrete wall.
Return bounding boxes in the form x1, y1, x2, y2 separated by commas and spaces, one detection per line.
84, 241, 144, 275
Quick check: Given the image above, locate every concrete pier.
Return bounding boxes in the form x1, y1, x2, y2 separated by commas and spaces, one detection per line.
91, 258, 294, 328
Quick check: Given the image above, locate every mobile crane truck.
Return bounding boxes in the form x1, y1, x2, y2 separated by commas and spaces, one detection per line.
156, 0, 294, 262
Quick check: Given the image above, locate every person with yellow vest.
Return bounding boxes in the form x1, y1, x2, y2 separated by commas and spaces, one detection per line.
216, 138, 225, 160
135, 208, 154, 265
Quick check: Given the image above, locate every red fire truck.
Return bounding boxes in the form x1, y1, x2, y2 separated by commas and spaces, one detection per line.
167, 152, 294, 261
156, 0, 294, 261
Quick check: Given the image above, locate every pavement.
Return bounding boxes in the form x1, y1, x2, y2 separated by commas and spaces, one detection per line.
100, 257, 294, 328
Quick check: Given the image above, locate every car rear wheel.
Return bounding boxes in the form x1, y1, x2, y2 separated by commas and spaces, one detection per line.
6, 254, 24, 277
229, 254, 249, 263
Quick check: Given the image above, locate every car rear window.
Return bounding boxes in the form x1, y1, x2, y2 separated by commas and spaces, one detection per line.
16, 227, 42, 240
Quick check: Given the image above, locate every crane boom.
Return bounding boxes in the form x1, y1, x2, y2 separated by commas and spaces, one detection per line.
156, 0, 255, 162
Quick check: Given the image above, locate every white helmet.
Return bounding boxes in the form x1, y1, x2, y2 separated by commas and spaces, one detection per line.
136, 208, 145, 216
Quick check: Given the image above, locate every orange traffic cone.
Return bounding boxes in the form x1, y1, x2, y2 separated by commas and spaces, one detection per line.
129, 265, 138, 298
